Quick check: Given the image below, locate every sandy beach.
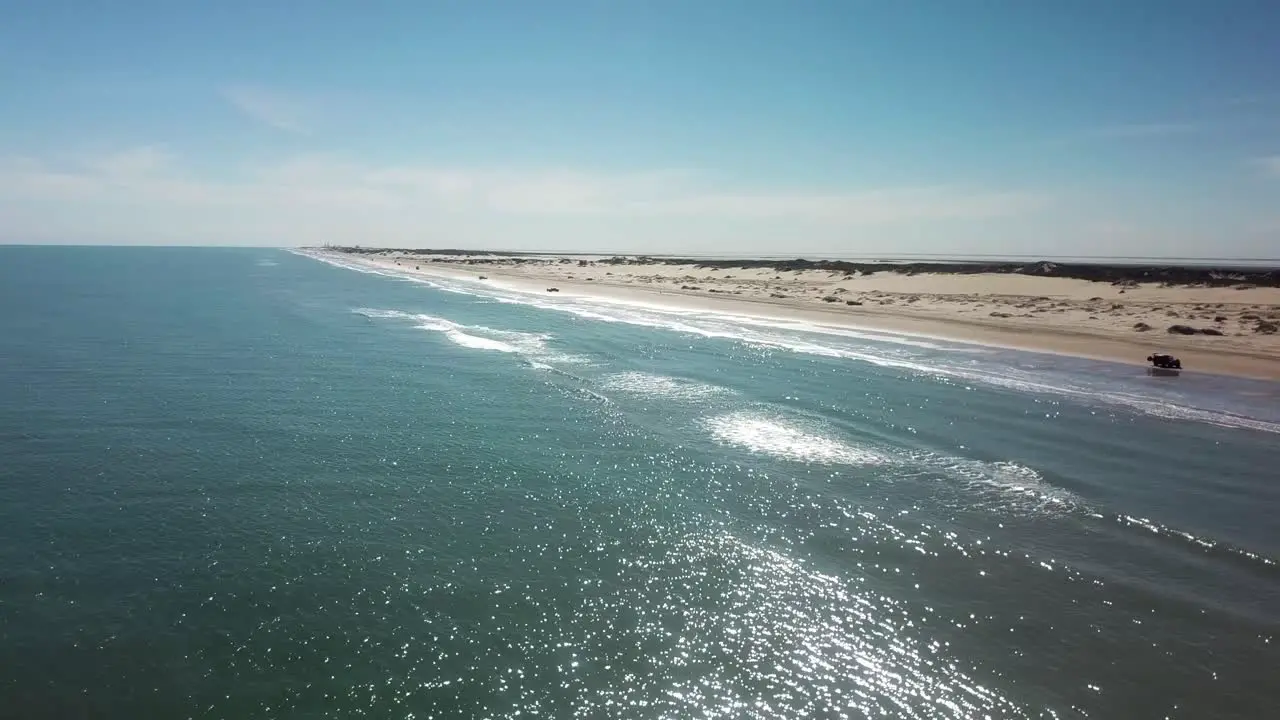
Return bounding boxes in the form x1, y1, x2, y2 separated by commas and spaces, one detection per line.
318, 250, 1280, 380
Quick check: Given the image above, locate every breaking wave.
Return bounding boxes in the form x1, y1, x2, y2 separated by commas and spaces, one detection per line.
352, 308, 586, 365
599, 372, 734, 401
704, 412, 889, 466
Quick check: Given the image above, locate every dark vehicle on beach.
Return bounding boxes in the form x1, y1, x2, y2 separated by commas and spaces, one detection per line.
1147, 353, 1182, 376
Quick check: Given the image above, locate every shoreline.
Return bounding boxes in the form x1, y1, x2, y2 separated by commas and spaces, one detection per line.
306, 249, 1280, 381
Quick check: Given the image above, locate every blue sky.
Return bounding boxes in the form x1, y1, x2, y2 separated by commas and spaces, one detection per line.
2, 1, 1278, 256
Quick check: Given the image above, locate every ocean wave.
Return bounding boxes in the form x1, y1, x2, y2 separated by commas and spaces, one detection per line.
352, 308, 588, 365
299, 251, 409, 279
704, 412, 888, 466
1112, 514, 1276, 569
599, 372, 734, 401
727, 313, 950, 350
699, 405, 1258, 559
910, 454, 1084, 515
938, 369, 1280, 436
698, 406, 1082, 516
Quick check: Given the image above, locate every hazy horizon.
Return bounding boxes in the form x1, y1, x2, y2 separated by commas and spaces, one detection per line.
4, 2, 1279, 258
8, 244, 1280, 268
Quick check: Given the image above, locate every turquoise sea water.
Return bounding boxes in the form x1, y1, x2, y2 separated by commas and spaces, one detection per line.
1, 246, 1277, 719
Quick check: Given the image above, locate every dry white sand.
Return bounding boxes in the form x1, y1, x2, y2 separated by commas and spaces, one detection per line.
330, 251, 1280, 380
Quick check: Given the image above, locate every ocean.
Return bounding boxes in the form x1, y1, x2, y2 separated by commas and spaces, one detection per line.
1, 246, 1276, 719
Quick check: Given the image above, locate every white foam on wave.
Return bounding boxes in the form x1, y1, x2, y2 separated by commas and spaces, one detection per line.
704, 412, 888, 466
529, 300, 963, 380
600, 372, 733, 401
726, 314, 949, 350
436, 328, 519, 353
352, 308, 416, 320
298, 250, 405, 278
915, 454, 1082, 514
352, 308, 590, 364
935, 367, 1280, 436
300, 251, 496, 298
698, 405, 1081, 516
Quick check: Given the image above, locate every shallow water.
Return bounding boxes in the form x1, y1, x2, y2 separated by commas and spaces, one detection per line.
1, 246, 1276, 719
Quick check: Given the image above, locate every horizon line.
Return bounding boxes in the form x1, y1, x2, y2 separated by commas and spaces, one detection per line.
3, 243, 1280, 267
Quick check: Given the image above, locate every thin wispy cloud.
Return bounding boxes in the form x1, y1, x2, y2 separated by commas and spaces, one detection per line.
221, 85, 309, 134
1254, 155, 1280, 177
1223, 94, 1272, 107
1090, 122, 1197, 139
651, 186, 1042, 222
86, 145, 174, 177
1033, 121, 1198, 150
4, 152, 1040, 221
0, 148, 1047, 247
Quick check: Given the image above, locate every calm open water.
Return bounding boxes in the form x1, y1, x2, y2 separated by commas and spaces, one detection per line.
1, 246, 1277, 719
